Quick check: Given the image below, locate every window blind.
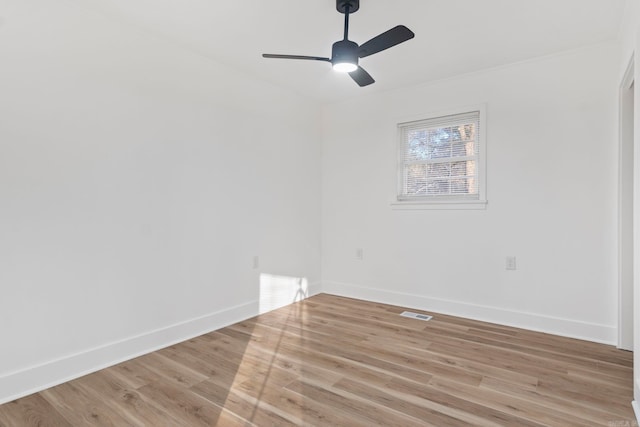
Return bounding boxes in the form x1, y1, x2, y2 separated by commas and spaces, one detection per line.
398, 111, 480, 200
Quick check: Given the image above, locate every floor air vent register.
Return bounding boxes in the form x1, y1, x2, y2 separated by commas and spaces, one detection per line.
400, 311, 433, 321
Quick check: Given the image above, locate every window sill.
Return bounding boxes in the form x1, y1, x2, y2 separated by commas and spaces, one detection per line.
390, 199, 488, 210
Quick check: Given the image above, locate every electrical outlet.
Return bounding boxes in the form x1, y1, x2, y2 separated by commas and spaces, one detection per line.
253, 256, 259, 269
356, 248, 363, 260
505, 256, 516, 270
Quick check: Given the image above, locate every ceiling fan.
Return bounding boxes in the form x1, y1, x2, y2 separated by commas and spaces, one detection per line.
262, 0, 415, 87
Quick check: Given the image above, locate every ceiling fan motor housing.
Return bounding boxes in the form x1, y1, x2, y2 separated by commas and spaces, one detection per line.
332, 40, 359, 67
337, 0, 359, 14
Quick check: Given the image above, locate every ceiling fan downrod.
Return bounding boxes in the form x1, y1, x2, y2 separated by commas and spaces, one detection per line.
332, 1, 359, 72
341, 1, 353, 40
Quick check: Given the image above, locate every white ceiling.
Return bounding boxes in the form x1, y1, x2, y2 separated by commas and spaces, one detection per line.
76, 0, 626, 102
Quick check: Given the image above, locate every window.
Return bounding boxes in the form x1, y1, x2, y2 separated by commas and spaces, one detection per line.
394, 107, 486, 209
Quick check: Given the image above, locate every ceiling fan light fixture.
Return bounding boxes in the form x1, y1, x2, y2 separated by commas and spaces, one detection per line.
333, 62, 358, 73
331, 40, 359, 73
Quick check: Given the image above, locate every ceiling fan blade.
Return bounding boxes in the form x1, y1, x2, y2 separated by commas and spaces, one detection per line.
349, 66, 375, 87
262, 54, 331, 62
358, 25, 415, 58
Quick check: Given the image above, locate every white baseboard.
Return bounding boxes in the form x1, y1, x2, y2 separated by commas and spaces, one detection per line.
0, 284, 321, 405
633, 401, 640, 425
322, 281, 617, 345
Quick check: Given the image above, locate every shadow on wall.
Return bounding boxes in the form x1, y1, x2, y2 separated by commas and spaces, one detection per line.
259, 274, 309, 315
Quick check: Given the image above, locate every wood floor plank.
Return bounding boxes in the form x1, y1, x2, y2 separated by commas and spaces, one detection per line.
190, 379, 299, 426
284, 378, 431, 427
428, 376, 601, 427
134, 351, 209, 387
0, 294, 635, 426
239, 325, 440, 386
40, 381, 132, 426
0, 394, 71, 427
354, 371, 544, 427
536, 372, 634, 416
479, 375, 631, 425
137, 381, 250, 427
327, 376, 485, 427
364, 335, 540, 390
234, 376, 374, 427
567, 365, 632, 390
72, 370, 184, 426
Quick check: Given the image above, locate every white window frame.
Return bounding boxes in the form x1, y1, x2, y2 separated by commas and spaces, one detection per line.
391, 104, 487, 210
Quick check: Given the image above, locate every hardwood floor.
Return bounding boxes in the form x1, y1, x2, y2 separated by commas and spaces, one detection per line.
0, 294, 634, 426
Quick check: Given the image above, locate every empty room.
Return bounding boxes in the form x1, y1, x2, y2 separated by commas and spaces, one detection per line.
1, 0, 640, 425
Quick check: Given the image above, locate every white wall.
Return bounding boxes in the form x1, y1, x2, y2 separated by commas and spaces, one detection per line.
0, 1, 321, 403
619, 0, 639, 79
321, 43, 619, 344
